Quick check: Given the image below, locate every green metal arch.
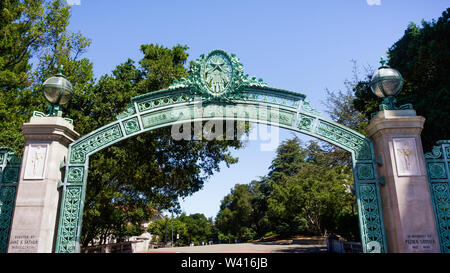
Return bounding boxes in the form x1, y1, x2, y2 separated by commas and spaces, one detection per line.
54, 50, 387, 253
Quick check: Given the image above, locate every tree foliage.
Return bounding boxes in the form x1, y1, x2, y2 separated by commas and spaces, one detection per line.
354, 8, 450, 151
0, 0, 93, 153
216, 182, 267, 242
216, 138, 359, 241
147, 213, 213, 246
266, 140, 357, 238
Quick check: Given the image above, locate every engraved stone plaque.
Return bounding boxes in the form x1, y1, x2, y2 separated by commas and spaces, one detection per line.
404, 233, 438, 252
8, 231, 39, 253
23, 144, 48, 180
393, 138, 421, 176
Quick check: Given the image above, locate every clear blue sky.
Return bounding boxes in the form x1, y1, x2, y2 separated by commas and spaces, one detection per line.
66, 0, 449, 219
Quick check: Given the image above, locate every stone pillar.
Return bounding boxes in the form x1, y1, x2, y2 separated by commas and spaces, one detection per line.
366, 109, 440, 253
8, 116, 79, 253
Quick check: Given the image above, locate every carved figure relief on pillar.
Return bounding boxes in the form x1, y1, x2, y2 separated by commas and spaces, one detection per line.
24, 144, 48, 180
393, 138, 421, 176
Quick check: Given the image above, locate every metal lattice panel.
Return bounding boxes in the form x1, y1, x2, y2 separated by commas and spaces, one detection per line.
0, 148, 21, 253
425, 140, 450, 253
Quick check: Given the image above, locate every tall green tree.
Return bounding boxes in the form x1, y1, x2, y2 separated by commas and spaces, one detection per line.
0, 0, 92, 153
216, 139, 359, 241
266, 141, 357, 238
354, 8, 450, 151
216, 182, 264, 242
267, 137, 307, 183
148, 213, 212, 246
179, 213, 212, 245
147, 216, 188, 246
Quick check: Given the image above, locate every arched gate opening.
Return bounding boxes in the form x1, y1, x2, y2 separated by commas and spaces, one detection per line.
55, 50, 387, 253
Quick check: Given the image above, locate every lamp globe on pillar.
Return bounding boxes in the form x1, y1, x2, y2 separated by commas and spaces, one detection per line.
42, 65, 73, 116
369, 57, 404, 110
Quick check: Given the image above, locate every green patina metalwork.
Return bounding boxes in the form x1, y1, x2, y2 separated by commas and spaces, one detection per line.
425, 140, 450, 253
0, 148, 21, 253
370, 97, 414, 119
33, 110, 74, 124
55, 50, 387, 253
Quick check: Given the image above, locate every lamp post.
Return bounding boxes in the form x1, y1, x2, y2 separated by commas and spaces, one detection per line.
42, 65, 73, 117
369, 57, 403, 109
7, 66, 79, 253
369, 57, 408, 111
366, 57, 441, 253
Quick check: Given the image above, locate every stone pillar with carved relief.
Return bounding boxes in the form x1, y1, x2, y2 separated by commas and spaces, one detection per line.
7, 116, 79, 253
366, 109, 440, 253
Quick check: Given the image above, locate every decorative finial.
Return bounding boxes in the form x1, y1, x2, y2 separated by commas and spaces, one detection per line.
58, 65, 64, 75
380, 57, 387, 67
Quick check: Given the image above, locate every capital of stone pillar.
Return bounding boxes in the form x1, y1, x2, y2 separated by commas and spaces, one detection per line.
8, 116, 79, 253
21, 116, 79, 145
366, 109, 440, 253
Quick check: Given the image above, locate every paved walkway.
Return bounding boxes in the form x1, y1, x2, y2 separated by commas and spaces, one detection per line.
141, 242, 327, 253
